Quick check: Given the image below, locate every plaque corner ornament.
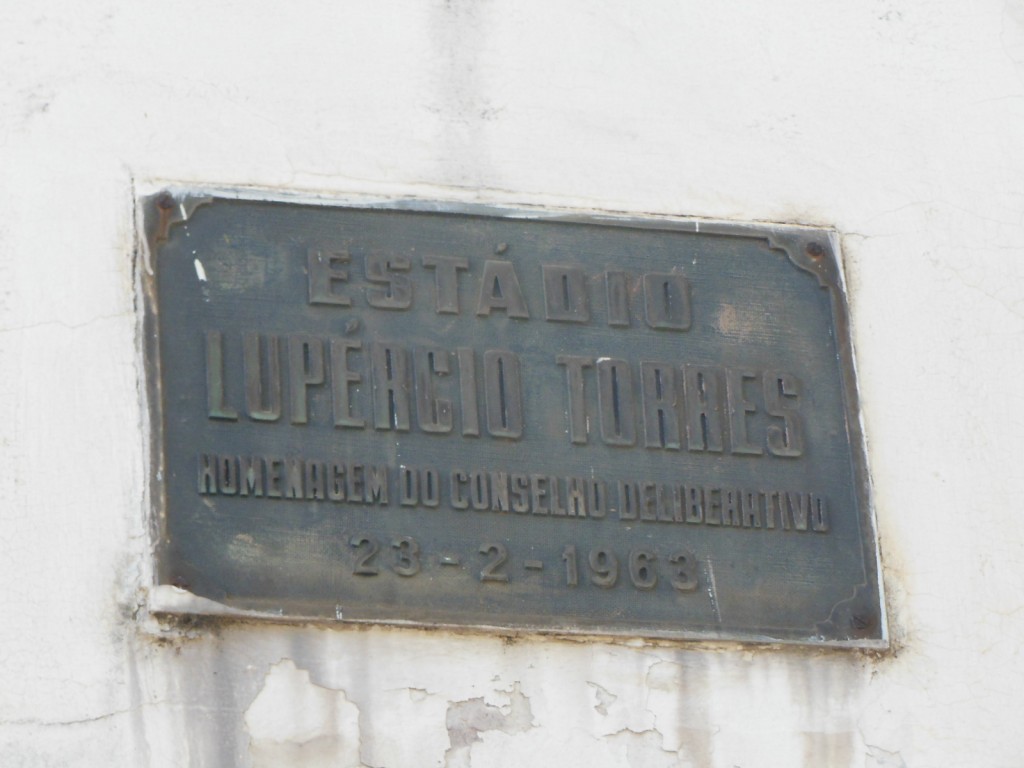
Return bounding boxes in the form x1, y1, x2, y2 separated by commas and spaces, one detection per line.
766, 228, 843, 290
140, 187, 214, 253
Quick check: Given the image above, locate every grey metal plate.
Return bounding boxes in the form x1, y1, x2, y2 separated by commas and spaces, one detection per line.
141, 191, 884, 646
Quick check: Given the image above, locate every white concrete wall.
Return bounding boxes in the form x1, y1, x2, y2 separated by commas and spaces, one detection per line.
1, 1, 1023, 765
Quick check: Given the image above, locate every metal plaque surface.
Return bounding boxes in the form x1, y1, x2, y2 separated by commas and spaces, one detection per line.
141, 191, 884, 646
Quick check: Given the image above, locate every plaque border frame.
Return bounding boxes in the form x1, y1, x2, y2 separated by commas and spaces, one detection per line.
137, 186, 887, 649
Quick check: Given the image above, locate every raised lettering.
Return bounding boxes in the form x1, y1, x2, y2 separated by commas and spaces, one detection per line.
307, 248, 352, 306
371, 343, 411, 431
476, 260, 530, 318
765, 372, 804, 457
244, 333, 281, 421
556, 355, 592, 445
588, 480, 607, 519
542, 264, 589, 323
530, 474, 549, 514
640, 482, 657, 521
205, 330, 238, 420
550, 476, 567, 516
510, 474, 530, 513
330, 339, 365, 428
588, 549, 619, 588
421, 467, 440, 507
399, 466, 418, 506
811, 495, 829, 532
763, 490, 779, 529
597, 358, 637, 446
618, 481, 637, 520
217, 456, 238, 495
284, 458, 303, 499
415, 348, 453, 433
490, 471, 510, 512
347, 464, 364, 502
683, 365, 724, 452
266, 458, 283, 498
366, 466, 388, 504
788, 492, 810, 531
741, 490, 762, 528
628, 551, 657, 590
657, 484, 679, 522
470, 470, 489, 510
305, 461, 327, 500
725, 368, 762, 455
287, 335, 325, 425
365, 254, 412, 309
457, 347, 480, 437
705, 487, 722, 525
238, 456, 264, 497
643, 273, 691, 330
685, 486, 703, 523
328, 463, 346, 501
605, 270, 630, 327
450, 470, 469, 509
422, 255, 469, 314
483, 350, 523, 439
566, 477, 587, 517
198, 453, 217, 494
722, 488, 741, 526
641, 361, 681, 449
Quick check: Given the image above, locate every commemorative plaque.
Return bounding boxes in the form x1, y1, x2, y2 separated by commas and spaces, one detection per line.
141, 191, 884, 646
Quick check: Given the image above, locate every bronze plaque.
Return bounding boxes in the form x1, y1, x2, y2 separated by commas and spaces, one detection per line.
141, 191, 884, 646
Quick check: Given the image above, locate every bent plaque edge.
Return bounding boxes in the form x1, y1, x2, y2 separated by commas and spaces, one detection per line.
137, 186, 887, 649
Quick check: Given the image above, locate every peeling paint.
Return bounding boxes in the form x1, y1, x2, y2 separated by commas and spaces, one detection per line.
587, 681, 617, 716
444, 683, 534, 767
244, 660, 363, 768
866, 744, 908, 768
606, 728, 679, 768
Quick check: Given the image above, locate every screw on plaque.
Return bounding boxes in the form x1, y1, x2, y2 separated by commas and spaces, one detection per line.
154, 193, 177, 245
806, 242, 826, 260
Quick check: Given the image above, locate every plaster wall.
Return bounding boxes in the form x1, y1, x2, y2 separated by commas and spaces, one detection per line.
1, 1, 1022, 766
